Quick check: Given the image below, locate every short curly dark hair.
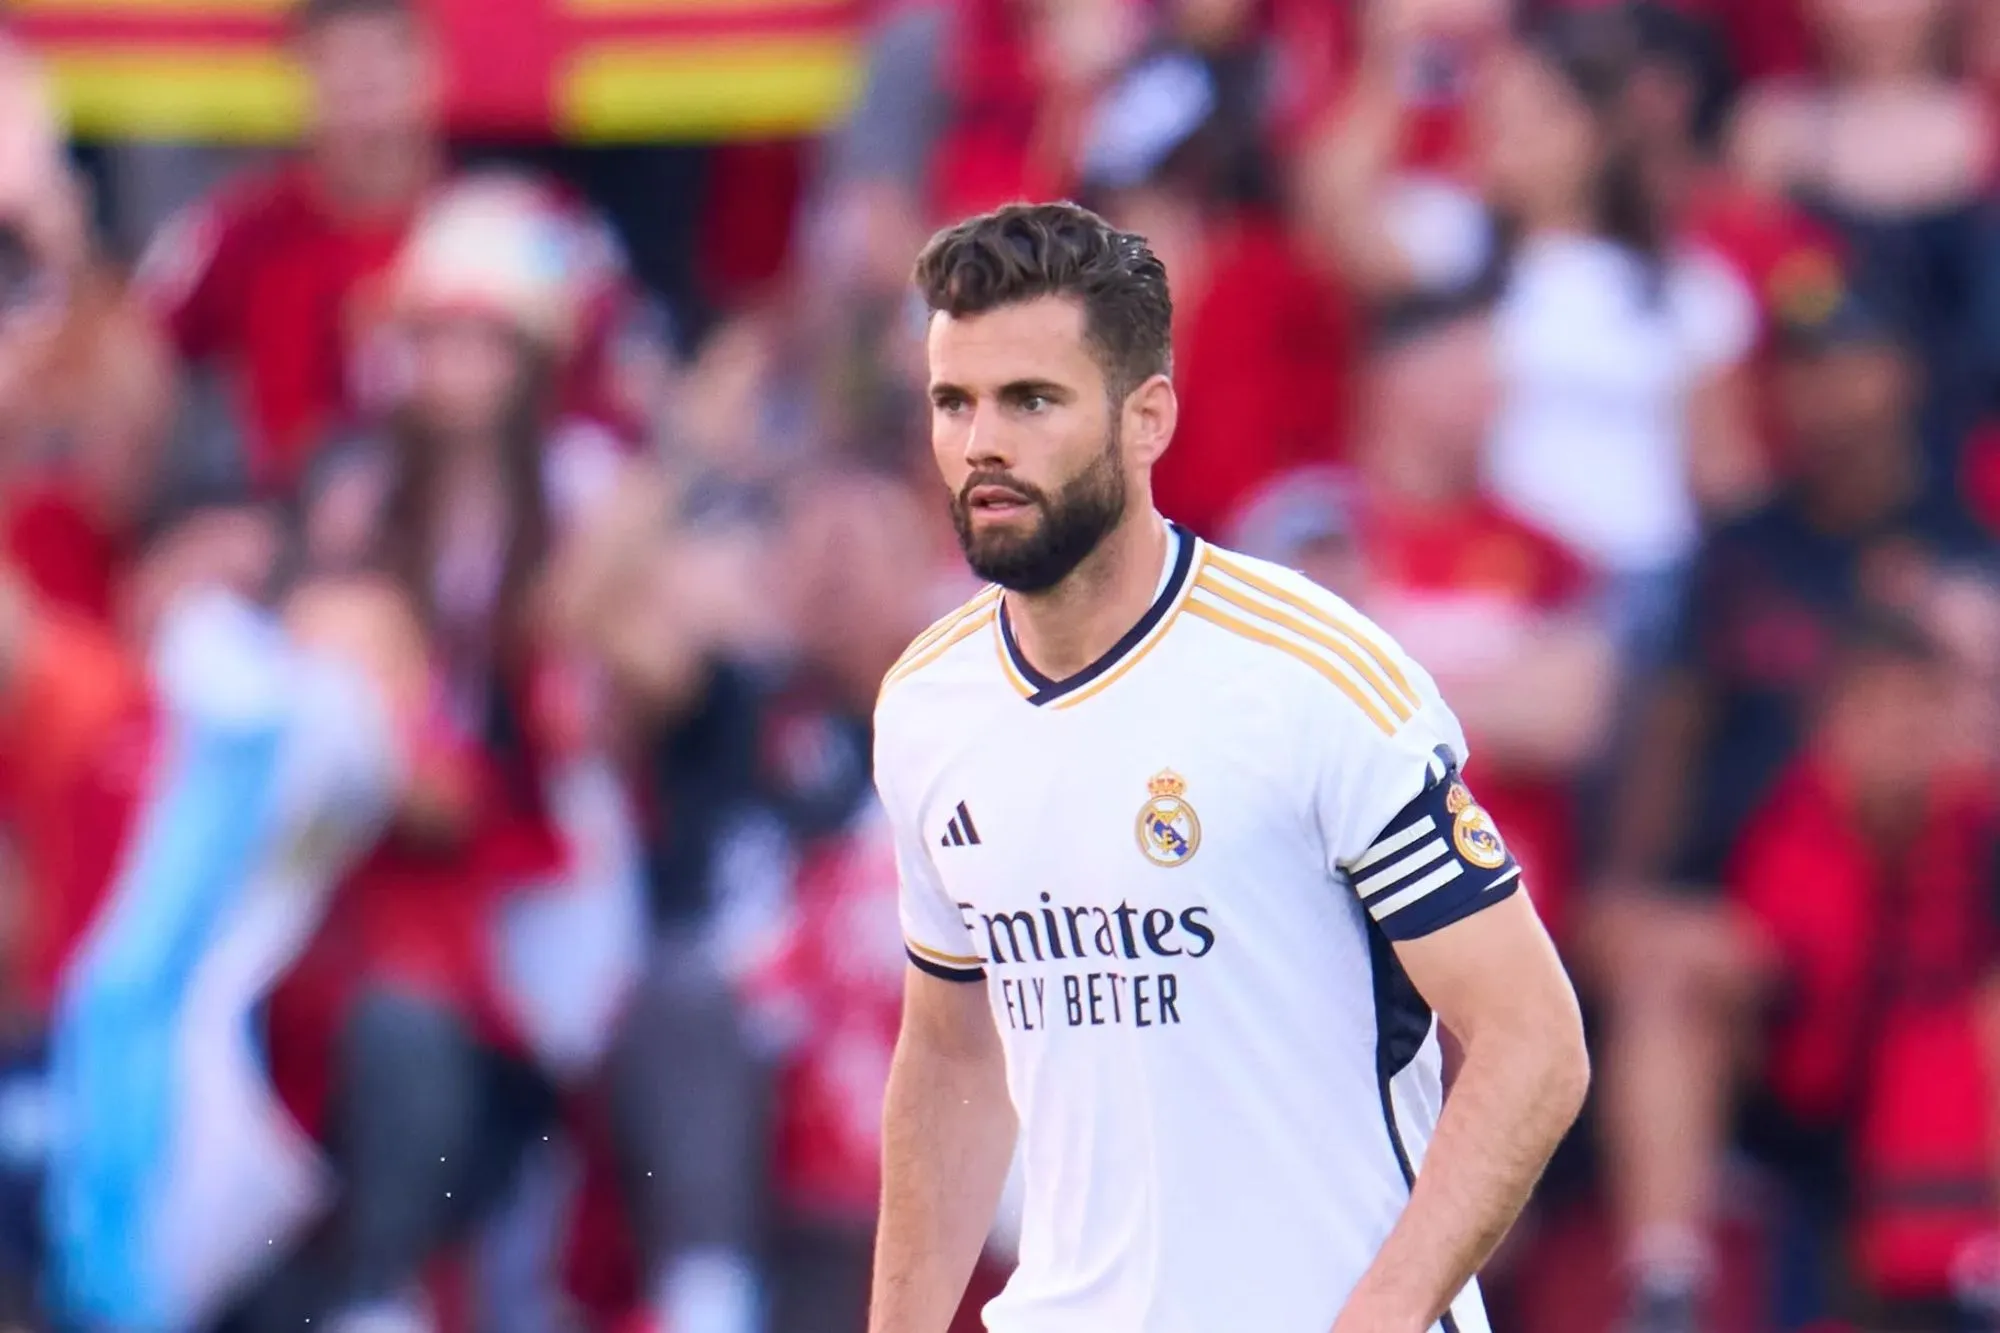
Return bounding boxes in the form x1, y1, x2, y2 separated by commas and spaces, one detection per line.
291, 0, 416, 35
913, 201, 1174, 399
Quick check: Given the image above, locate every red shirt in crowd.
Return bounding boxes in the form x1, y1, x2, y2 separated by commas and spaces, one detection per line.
0, 480, 128, 628
1675, 0, 1816, 83
137, 163, 414, 491
0, 602, 152, 1015
1684, 175, 1844, 337
137, 162, 636, 495
928, 0, 1063, 219
1359, 495, 1592, 943
1153, 214, 1354, 539
752, 803, 907, 1222
1726, 759, 1998, 1296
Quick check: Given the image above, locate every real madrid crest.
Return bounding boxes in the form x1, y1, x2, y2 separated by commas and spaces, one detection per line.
1449, 788, 1508, 871
1136, 769, 1201, 867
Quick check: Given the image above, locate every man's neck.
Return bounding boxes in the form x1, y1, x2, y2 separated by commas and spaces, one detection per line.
312, 136, 436, 220
1799, 447, 1915, 535
1644, 148, 1702, 230
1005, 512, 1171, 682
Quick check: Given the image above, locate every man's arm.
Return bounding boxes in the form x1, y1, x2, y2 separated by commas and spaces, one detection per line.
1599, 668, 1710, 891
1334, 891, 1588, 1332
1427, 616, 1618, 774
132, 196, 241, 362
869, 967, 1017, 1333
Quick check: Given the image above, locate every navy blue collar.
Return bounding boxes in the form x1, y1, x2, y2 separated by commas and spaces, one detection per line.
999, 523, 1196, 707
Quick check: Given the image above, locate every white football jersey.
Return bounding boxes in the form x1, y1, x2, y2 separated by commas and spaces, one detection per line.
875, 525, 1524, 1333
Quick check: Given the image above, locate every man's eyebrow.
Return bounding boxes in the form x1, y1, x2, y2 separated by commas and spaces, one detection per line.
998, 379, 1072, 400
929, 379, 1074, 401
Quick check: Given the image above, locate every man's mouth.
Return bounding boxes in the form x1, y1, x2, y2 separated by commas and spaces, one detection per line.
966, 484, 1033, 517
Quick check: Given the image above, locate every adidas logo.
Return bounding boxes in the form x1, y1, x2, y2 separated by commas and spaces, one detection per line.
939, 801, 983, 848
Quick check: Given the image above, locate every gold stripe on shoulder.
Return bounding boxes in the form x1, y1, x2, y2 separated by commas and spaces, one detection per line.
879, 606, 998, 698
1193, 572, 1414, 724
885, 586, 1000, 679
1185, 598, 1398, 736
1204, 551, 1420, 711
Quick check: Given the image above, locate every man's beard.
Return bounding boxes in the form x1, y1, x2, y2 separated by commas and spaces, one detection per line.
949, 432, 1127, 594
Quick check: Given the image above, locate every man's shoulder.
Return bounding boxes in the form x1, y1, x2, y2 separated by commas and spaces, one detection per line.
1186, 543, 1430, 738
874, 584, 1004, 725
178, 161, 321, 240
136, 162, 317, 306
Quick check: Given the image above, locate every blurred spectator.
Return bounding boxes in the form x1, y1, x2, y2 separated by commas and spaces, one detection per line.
44, 580, 415, 1333
133, 0, 442, 492
1722, 612, 1998, 1332
134, 0, 633, 496
247, 178, 648, 1332
748, 470, 955, 1333
1345, 293, 1617, 945
1731, 0, 1990, 221
1591, 283, 1998, 1333
811, 2, 955, 305
567, 480, 780, 1333
1621, 2, 1845, 457
560, 468, 963, 1333
0, 43, 174, 629
1732, 0, 1998, 502
1223, 464, 1367, 606
931, 0, 1144, 222
736, 467, 1003, 1333
1305, 0, 1763, 657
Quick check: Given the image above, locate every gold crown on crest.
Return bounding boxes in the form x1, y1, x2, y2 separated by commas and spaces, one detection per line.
1148, 770, 1187, 800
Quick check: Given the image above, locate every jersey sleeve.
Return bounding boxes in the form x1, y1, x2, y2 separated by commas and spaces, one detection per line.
872, 720, 984, 983
1313, 651, 1523, 942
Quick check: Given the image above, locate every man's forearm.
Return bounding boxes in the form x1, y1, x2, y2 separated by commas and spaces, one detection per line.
1441, 625, 1616, 773
869, 1035, 1017, 1333
1334, 1022, 1590, 1332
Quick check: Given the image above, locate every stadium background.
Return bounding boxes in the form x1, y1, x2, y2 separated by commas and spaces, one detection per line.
0, 0, 1997, 1330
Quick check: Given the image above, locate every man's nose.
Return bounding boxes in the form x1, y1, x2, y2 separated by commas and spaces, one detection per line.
962, 404, 1011, 470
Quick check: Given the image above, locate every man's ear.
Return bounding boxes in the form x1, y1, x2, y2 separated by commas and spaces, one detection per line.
1122, 373, 1178, 468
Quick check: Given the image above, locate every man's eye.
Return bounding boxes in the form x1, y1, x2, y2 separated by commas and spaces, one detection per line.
1022, 395, 1050, 413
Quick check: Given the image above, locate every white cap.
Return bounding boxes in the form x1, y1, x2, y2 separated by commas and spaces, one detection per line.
392, 173, 582, 351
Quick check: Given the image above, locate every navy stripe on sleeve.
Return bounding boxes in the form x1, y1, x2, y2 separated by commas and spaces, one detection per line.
906, 947, 987, 983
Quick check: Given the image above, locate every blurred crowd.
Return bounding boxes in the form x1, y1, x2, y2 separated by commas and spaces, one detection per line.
0, 0, 1999, 1330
